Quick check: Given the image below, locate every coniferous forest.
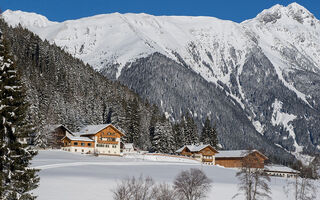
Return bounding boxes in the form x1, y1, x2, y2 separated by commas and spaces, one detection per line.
0, 20, 219, 153
0, 18, 297, 166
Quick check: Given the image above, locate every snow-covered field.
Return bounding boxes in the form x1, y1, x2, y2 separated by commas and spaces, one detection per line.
32, 150, 319, 200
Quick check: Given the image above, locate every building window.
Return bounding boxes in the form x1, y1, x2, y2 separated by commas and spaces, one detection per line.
81, 143, 85, 146
74, 142, 78, 145
88, 143, 91, 147
97, 144, 106, 147
75, 149, 77, 152
106, 145, 109, 148
82, 149, 84, 152
112, 145, 116, 148
107, 138, 116, 142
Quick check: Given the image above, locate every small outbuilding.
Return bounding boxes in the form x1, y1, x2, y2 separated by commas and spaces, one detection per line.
121, 143, 136, 154
264, 165, 300, 178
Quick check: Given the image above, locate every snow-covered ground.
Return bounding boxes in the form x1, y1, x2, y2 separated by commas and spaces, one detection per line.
31, 150, 319, 200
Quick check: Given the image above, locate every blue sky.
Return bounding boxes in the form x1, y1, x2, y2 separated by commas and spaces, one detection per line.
1, 0, 319, 22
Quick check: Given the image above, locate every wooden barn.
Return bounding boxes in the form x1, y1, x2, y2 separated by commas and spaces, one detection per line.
176, 144, 218, 165
215, 150, 268, 168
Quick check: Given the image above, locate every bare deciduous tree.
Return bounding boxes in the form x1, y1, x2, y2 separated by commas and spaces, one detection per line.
151, 183, 177, 200
284, 165, 318, 200
173, 168, 212, 200
233, 151, 271, 200
112, 176, 177, 200
112, 175, 155, 200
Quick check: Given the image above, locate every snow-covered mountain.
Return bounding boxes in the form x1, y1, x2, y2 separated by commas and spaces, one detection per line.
3, 3, 320, 157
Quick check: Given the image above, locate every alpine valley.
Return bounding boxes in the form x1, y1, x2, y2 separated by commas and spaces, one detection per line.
2, 3, 320, 162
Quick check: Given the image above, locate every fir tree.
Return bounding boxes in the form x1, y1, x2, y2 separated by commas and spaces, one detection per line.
183, 113, 199, 145
0, 31, 39, 199
148, 105, 160, 151
172, 123, 184, 150
200, 117, 218, 148
151, 115, 175, 153
125, 99, 141, 145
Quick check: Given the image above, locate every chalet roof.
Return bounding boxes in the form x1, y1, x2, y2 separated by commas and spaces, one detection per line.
77, 124, 125, 136
176, 144, 217, 153
72, 132, 82, 137
215, 150, 248, 158
215, 150, 268, 159
50, 124, 73, 134
264, 165, 299, 173
62, 135, 94, 142
79, 124, 111, 135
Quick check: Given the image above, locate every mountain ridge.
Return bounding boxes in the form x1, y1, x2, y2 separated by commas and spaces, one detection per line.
3, 2, 320, 158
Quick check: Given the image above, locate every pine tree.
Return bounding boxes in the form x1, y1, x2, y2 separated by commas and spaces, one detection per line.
183, 113, 199, 145
149, 105, 160, 151
200, 117, 218, 148
151, 115, 175, 153
172, 123, 184, 150
0, 31, 39, 199
125, 99, 141, 145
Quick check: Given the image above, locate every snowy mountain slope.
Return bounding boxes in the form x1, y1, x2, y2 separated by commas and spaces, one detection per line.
243, 3, 320, 106
3, 3, 320, 156
2, 9, 255, 82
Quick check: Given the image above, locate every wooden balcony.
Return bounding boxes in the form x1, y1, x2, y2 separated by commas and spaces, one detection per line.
97, 140, 119, 145
202, 158, 213, 163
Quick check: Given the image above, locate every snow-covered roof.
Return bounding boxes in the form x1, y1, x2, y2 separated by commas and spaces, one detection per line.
47, 124, 74, 135
176, 144, 217, 153
264, 165, 299, 173
79, 124, 111, 135
215, 150, 249, 158
63, 135, 94, 142
72, 132, 82, 137
124, 143, 134, 149
215, 150, 267, 159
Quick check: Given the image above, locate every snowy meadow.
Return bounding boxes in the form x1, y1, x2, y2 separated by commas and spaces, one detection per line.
31, 150, 319, 200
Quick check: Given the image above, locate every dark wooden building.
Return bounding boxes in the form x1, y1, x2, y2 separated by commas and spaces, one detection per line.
215, 150, 268, 168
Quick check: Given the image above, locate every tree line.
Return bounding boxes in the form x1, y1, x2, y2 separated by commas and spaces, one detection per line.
111, 98, 219, 153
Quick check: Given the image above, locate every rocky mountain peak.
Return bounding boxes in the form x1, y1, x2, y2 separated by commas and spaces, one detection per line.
2, 4, 320, 160
287, 3, 316, 23
255, 3, 316, 25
